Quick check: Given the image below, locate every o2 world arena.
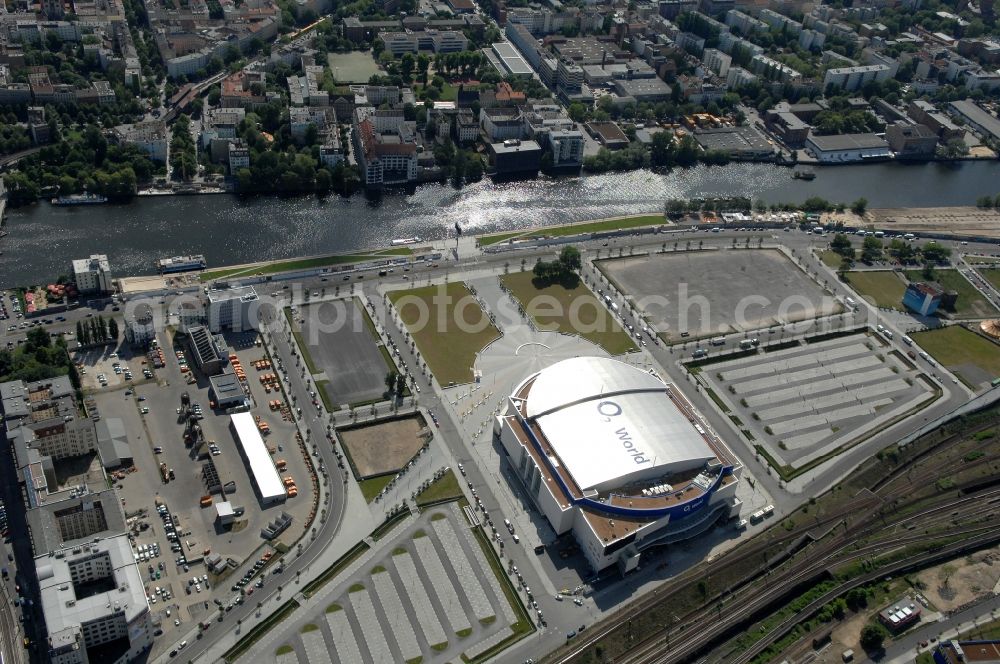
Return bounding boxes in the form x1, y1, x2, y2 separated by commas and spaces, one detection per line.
495, 357, 742, 573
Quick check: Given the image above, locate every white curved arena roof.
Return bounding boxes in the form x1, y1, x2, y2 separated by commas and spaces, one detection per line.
524, 357, 715, 493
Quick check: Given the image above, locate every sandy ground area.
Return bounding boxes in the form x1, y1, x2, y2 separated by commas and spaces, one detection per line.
867, 207, 1000, 238
916, 548, 1000, 612
340, 415, 428, 478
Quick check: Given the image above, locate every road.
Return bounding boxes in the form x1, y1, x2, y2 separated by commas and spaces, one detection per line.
3, 223, 994, 664
150, 302, 348, 663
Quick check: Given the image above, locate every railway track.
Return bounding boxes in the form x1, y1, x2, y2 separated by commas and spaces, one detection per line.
549, 414, 1000, 664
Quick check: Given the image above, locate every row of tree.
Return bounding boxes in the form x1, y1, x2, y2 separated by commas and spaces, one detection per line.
76, 316, 118, 346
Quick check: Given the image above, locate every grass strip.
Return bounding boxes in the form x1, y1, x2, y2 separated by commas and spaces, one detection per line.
415, 469, 463, 506
223, 599, 300, 663
300, 541, 370, 598
464, 527, 535, 663
283, 307, 318, 374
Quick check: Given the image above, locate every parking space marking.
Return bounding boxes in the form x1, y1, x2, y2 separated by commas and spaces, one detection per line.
449, 506, 518, 625
276, 649, 301, 664
432, 517, 494, 622
349, 587, 395, 663
325, 607, 364, 664
392, 551, 448, 647
371, 570, 422, 661
299, 628, 328, 664
413, 535, 472, 633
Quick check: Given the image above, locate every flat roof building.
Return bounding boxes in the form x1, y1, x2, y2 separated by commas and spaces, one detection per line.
72, 254, 112, 295
490, 42, 533, 77
207, 285, 259, 333
694, 125, 776, 159
210, 371, 246, 409
495, 357, 741, 573
230, 412, 285, 505
935, 640, 1000, 664
804, 132, 891, 163
28, 490, 151, 664
948, 99, 1000, 142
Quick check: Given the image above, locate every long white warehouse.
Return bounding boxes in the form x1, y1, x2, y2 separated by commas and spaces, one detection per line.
230, 412, 286, 505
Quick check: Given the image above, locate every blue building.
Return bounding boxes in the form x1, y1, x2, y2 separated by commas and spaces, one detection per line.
902, 282, 943, 316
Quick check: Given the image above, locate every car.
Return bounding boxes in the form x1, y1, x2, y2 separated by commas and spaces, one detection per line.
554, 594, 563, 601
154, 447, 163, 454
174, 619, 180, 626
573, 597, 583, 606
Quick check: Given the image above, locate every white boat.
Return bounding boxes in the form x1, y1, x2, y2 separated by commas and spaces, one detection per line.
391, 237, 422, 246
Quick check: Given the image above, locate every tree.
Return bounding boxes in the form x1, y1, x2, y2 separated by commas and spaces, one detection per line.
76, 320, 84, 342
559, 245, 581, 271
385, 370, 399, 395
395, 372, 405, 395
850, 197, 868, 216
108, 318, 119, 340
859, 623, 888, 652
861, 237, 883, 264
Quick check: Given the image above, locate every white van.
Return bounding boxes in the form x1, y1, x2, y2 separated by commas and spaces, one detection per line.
845, 296, 856, 308
902, 335, 913, 345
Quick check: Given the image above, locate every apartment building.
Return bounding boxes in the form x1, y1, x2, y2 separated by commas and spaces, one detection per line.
352, 107, 419, 188
29, 491, 151, 664
822, 64, 891, 92
110, 121, 168, 163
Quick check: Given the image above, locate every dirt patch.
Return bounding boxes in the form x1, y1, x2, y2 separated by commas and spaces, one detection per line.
339, 415, 429, 478
868, 207, 1000, 239
915, 548, 1000, 612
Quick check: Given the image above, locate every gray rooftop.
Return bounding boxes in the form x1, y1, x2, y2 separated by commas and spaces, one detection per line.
807, 132, 890, 150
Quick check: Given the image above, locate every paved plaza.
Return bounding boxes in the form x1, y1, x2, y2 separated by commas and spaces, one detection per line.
700, 333, 940, 469
254, 505, 523, 664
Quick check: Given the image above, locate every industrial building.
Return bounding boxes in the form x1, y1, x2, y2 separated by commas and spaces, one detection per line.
488, 41, 534, 77
804, 133, 891, 163
495, 357, 741, 573
693, 126, 776, 159
187, 325, 229, 376
207, 285, 259, 333
210, 371, 247, 409
948, 99, 1000, 143
230, 412, 286, 505
71, 255, 113, 295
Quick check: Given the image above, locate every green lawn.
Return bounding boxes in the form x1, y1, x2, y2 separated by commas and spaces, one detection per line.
912, 326, 1000, 384
284, 307, 319, 374
200, 248, 412, 282
359, 474, 394, 503
388, 282, 501, 385
501, 271, 637, 355
844, 271, 907, 309
819, 250, 844, 269
980, 268, 1000, 291
905, 269, 998, 318
478, 214, 665, 246
478, 231, 527, 247
415, 469, 463, 506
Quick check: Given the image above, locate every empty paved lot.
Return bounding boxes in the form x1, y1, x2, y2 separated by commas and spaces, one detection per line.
296, 298, 390, 407
600, 249, 836, 340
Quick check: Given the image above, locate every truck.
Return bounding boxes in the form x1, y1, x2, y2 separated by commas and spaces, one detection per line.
159, 462, 169, 483
710, 337, 725, 346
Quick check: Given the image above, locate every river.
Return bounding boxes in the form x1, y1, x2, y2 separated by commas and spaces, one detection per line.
2, 160, 999, 286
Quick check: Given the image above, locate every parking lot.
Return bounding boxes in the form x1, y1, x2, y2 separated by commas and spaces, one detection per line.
700, 332, 939, 469
257, 505, 524, 664
80, 325, 316, 656
293, 297, 393, 408
75, 344, 154, 392
598, 249, 837, 341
